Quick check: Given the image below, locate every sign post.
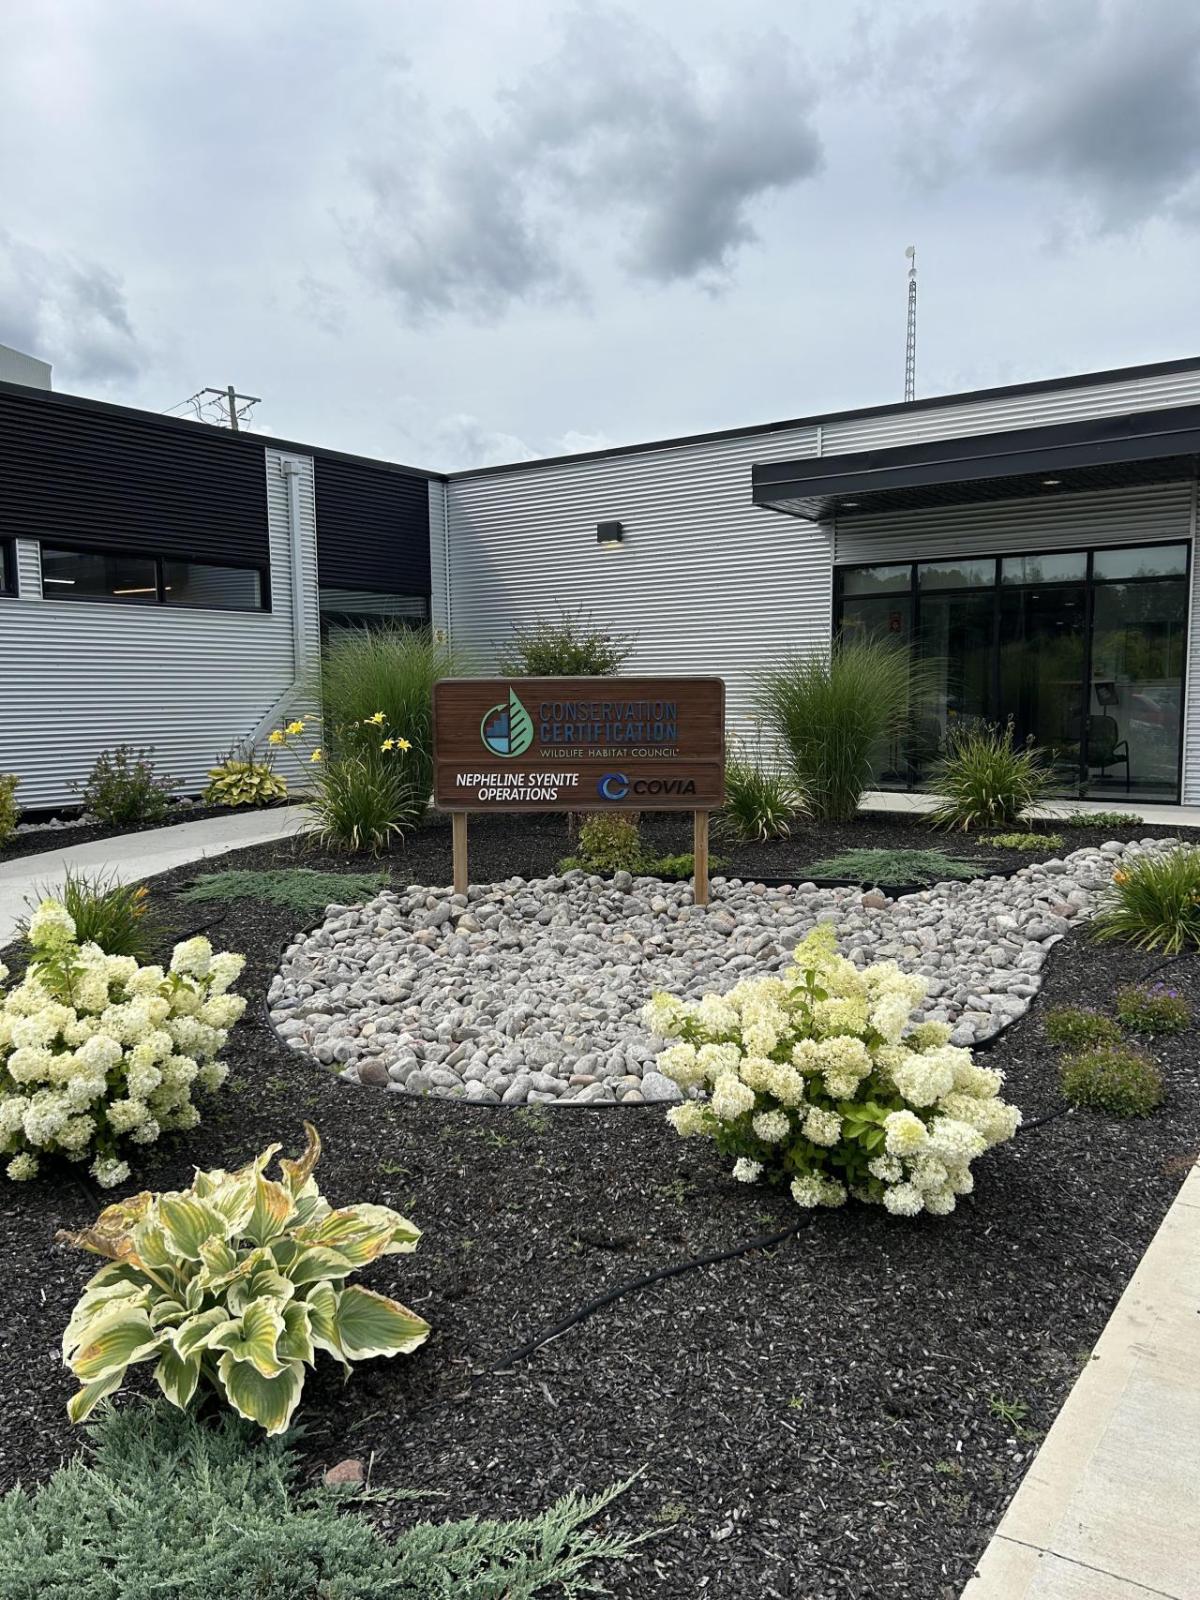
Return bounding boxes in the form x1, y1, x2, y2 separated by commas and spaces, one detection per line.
432, 676, 725, 905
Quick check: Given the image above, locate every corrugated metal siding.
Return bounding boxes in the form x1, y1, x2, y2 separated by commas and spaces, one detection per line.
833, 480, 1195, 565
313, 454, 431, 593
0, 387, 270, 564
428, 479, 449, 641
14, 538, 41, 598
1182, 480, 1200, 805
444, 426, 829, 735
0, 449, 319, 808
822, 369, 1200, 454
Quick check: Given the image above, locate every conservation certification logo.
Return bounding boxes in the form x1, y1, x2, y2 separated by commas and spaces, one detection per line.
481, 689, 534, 757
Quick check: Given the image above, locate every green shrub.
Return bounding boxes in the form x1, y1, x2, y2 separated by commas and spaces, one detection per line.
926, 719, 1053, 831
1115, 982, 1191, 1035
307, 754, 409, 854
0, 1403, 641, 1599
73, 745, 180, 826
563, 813, 644, 873
801, 847, 981, 886
0, 773, 18, 849
1043, 1006, 1122, 1050
59, 1124, 428, 1431
716, 745, 804, 843
644, 851, 726, 880
756, 637, 937, 823
498, 607, 634, 676
181, 868, 389, 915
19, 867, 156, 960
1092, 848, 1200, 954
316, 627, 461, 825
1061, 810, 1143, 829
1060, 1046, 1164, 1117
980, 831, 1063, 850
204, 741, 288, 808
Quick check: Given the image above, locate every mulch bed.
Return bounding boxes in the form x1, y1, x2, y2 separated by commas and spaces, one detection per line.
1, 816, 1199, 1598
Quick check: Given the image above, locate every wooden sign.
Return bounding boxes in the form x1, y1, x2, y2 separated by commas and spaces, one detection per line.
432, 677, 725, 902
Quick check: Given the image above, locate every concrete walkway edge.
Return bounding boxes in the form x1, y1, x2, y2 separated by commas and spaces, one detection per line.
0, 807, 311, 945
961, 1161, 1200, 1599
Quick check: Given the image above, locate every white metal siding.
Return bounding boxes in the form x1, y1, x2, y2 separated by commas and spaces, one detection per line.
427, 479, 449, 642
444, 426, 830, 737
0, 450, 319, 808
14, 539, 41, 598
822, 369, 1200, 454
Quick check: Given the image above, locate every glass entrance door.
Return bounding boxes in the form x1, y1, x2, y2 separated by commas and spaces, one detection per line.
998, 579, 1089, 793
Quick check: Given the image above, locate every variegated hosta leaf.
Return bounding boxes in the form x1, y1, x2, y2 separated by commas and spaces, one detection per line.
69, 1307, 164, 1384
154, 1345, 202, 1410
157, 1196, 231, 1262
209, 1298, 287, 1377
199, 1171, 257, 1236
227, 1266, 295, 1318
290, 1178, 331, 1230
67, 1368, 125, 1424
304, 1281, 349, 1372
233, 1142, 282, 1182
55, 1192, 153, 1260
280, 1243, 357, 1287
277, 1300, 315, 1366
198, 1235, 239, 1279
344, 1203, 421, 1254
291, 1210, 395, 1269
62, 1280, 152, 1362
332, 1285, 431, 1361
217, 1353, 305, 1436
278, 1123, 322, 1198
173, 1305, 236, 1361
149, 1298, 190, 1331
243, 1176, 296, 1247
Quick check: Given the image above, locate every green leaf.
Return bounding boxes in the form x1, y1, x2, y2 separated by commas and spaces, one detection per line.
216, 1354, 305, 1436
244, 1176, 296, 1248
67, 1368, 124, 1424
173, 1306, 237, 1361
210, 1299, 287, 1378
157, 1197, 230, 1262
154, 1346, 202, 1410
332, 1284, 431, 1361
283, 1244, 357, 1287
304, 1281, 349, 1371
70, 1309, 163, 1384
277, 1300, 315, 1366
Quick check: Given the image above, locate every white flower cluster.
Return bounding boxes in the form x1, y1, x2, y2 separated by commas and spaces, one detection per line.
643, 923, 1021, 1219
0, 902, 245, 1187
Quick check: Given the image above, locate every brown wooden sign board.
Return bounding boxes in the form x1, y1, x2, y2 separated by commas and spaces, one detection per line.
432, 676, 725, 903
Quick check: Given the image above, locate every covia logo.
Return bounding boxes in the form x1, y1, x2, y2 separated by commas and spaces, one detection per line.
598, 772, 697, 800
480, 688, 534, 757
597, 772, 630, 801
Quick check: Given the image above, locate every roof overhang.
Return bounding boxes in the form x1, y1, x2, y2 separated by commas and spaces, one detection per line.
752, 404, 1200, 521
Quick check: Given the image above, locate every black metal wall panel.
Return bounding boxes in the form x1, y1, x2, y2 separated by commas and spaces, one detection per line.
314, 454, 431, 592
0, 385, 269, 564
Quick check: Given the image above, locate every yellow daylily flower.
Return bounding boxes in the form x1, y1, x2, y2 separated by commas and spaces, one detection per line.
366, 711, 385, 726
380, 738, 395, 752
310, 749, 323, 763
268, 730, 285, 746
286, 720, 305, 736
396, 738, 412, 752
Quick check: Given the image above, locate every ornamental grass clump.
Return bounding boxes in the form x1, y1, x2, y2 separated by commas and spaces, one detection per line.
0, 773, 18, 849
716, 744, 804, 844
0, 902, 244, 1187
20, 867, 157, 960
57, 1124, 430, 1433
1115, 982, 1191, 1035
926, 719, 1054, 831
1092, 847, 1200, 954
643, 924, 1021, 1217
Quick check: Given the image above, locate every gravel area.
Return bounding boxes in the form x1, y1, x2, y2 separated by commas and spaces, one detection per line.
270, 840, 1172, 1103
2, 826, 1199, 1599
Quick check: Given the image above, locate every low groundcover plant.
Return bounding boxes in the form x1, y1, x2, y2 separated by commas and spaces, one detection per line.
0, 901, 244, 1186
58, 1124, 430, 1433
643, 924, 1021, 1217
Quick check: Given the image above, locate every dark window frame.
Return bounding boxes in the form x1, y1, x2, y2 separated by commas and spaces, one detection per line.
0, 540, 14, 596
833, 537, 1191, 804
39, 543, 270, 614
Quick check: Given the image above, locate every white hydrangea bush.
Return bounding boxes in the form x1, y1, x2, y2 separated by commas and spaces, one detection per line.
642, 924, 1021, 1218
0, 900, 245, 1187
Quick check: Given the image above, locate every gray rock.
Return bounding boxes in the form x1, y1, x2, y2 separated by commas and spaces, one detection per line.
639, 1070, 683, 1103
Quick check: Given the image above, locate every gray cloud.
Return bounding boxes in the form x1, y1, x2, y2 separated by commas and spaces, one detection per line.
354, 6, 823, 321
879, 0, 1200, 230
0, 230, 142, 384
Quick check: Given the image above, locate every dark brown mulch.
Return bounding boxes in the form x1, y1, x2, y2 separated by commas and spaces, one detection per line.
0, 822, 1198, 1599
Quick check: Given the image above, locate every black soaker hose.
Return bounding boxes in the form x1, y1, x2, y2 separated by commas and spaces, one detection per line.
486, 1109, 1071, 1374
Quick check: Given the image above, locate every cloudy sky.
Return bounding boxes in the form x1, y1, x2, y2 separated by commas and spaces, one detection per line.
2, 0, 1198, 470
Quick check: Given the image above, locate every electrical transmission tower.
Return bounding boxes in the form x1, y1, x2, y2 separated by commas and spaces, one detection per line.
904, 245, 917, 403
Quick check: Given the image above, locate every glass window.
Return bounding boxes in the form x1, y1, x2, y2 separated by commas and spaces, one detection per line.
1093, 544, 1187, 581
0, 542, 12, 595
1001, 552, 1087, 585
918, 558, 996, 590
839, 563, 911, 596
41, 547, 158, 603
162, 560, 262, 610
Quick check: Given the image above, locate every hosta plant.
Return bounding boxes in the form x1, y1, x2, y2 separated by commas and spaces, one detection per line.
0, 901, 244, 1186
643, 924, 1021, 1217
58, 1124, 430, 1434
204, 749, 289, 808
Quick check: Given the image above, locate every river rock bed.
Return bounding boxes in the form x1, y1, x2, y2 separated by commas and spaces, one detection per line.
267, 840, 1173, 1104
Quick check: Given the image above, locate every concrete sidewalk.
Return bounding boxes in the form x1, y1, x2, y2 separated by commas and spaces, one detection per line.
962, 1162, 1200, 1599
861, 791, 1200, 829
0, 807, 310, 945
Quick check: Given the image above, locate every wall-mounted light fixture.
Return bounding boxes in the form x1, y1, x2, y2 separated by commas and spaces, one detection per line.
1042, 477, 1062, 488
597, 520, 624, 550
